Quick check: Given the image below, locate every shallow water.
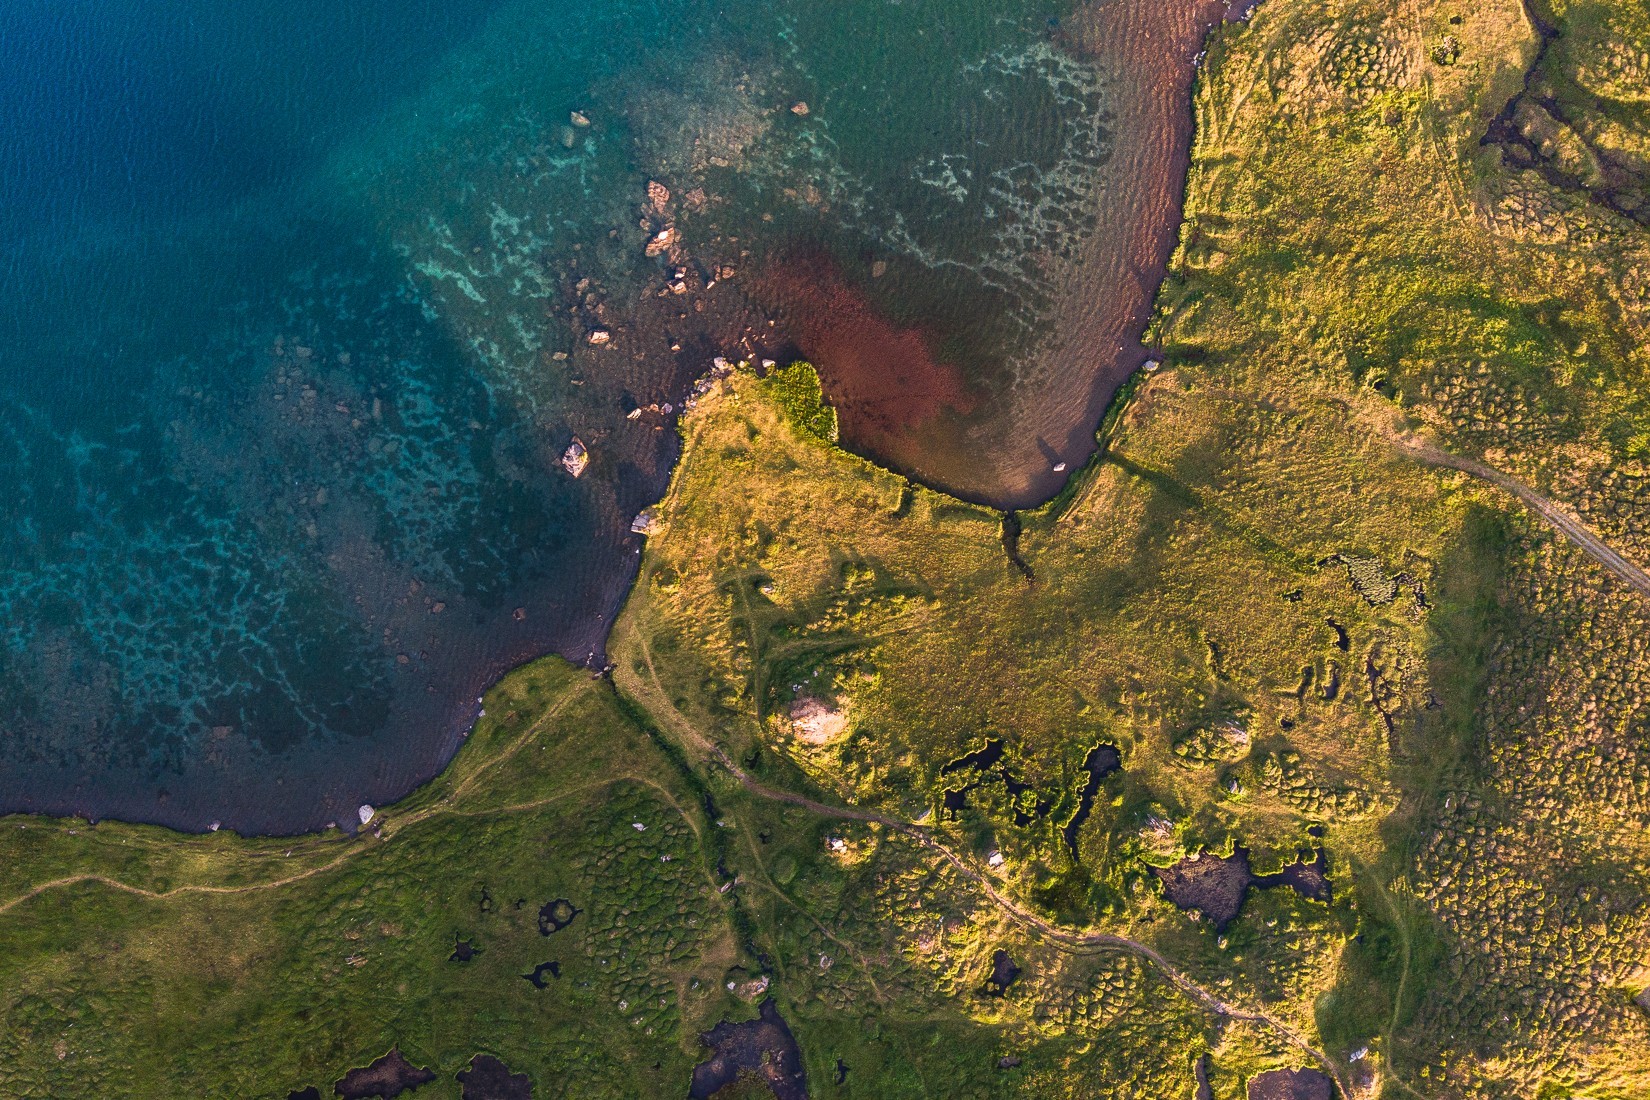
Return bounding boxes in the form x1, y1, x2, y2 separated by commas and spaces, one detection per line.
0, 0, 1236, 832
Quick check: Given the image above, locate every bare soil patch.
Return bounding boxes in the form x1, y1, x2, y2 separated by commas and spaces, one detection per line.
788, 695, 848, 746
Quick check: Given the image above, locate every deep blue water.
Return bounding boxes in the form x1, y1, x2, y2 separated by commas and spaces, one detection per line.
0, 0, 1152, 833
1, 0, 501, 233
0, 0, 608, 831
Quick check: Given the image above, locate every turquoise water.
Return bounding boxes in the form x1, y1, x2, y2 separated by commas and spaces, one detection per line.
0, 0, 1201, 832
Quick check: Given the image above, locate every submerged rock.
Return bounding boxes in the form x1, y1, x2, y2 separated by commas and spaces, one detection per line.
644, 226, 678, 258
561, 438, 589, 478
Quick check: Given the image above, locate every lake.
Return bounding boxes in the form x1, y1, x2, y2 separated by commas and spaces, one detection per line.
0, 0, 1238, 832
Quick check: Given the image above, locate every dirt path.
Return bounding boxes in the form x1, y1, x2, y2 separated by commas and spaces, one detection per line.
0, 684, 597, 919
0, 600, 1370, 1094
1328, 387, 1650, 599
1392, 437, 1650, 601
618, 618, 1364, 1100
729, 762, 1357, 1097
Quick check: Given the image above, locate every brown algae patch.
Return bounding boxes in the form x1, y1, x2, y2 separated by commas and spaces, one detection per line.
754, 248, 976, 480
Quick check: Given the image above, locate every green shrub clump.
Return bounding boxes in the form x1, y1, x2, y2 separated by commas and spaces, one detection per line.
766, 362, 839, 444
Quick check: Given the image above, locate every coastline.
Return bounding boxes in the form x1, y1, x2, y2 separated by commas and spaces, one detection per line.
782, 0, 1260, 511
0, 0, 1260, 840
977, 0, 1262, 511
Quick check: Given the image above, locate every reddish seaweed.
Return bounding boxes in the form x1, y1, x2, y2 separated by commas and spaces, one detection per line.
754, 248, 975, 479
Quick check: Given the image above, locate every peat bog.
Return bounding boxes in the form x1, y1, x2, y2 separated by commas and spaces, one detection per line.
1154, 848, 1332, 929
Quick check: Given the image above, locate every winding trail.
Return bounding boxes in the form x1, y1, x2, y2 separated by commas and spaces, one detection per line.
0, 685, 591, 921
741, 767, 1353, 1094
1330, 389, 1650, 598
1392, 436, 1650, 601
618, 614, 1365, 1100
18, 406, 1637, 1100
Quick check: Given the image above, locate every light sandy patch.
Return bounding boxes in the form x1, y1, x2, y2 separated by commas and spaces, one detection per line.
788, 695, 848, 746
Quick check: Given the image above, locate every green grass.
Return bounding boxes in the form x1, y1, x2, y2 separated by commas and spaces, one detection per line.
0, 652, 1226, 1099
614, 354, 1466, 1087
607, 0, 1650, 1091
0, 661, 752, 1098
766, 361, 840, 445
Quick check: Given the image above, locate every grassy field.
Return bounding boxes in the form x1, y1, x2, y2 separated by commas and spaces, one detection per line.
614, 353, 1479, 1096
0, 658, 1230, 1098
0, 661, 760, 1097
3, 0, 1649, 1097
612, 0, 1650, 1091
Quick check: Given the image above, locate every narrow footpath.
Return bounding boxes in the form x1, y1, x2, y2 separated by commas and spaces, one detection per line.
620, 634, 1366, 1100
1393, 436, 1650, 601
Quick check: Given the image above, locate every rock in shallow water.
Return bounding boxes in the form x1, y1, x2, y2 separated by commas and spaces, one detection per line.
561, 438, 590, 478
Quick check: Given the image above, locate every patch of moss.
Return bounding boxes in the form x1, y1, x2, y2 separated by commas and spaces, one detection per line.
765, 361, 839, 445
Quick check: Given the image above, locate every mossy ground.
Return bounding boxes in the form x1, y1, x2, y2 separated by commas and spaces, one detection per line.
615, 0, 1650, 1091
0, 662, 751, 1097
0, 660, 1223, 1099
3, 0, 1650, 1098
615, 355, 1467, 1096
